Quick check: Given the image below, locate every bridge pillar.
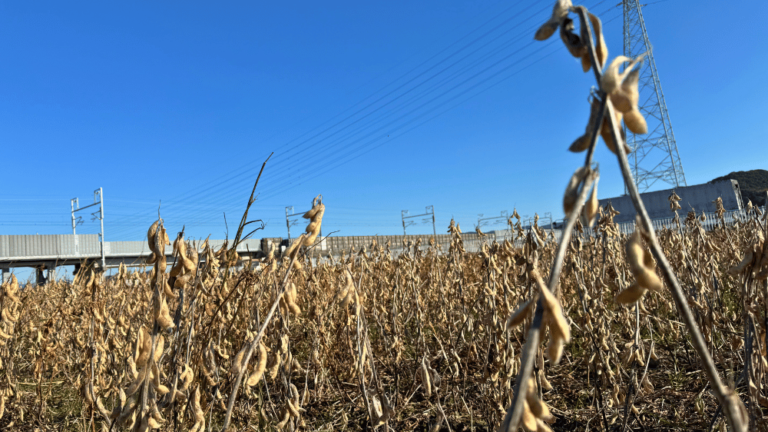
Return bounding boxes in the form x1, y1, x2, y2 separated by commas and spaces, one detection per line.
47, 263, 56, 283
0, 268, 7, 284
36, 266, 46, 286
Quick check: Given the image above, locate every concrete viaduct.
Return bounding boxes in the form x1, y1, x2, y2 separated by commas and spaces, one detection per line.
0, 234, 266, 284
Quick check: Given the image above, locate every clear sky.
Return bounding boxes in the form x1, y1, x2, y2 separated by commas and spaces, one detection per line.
1, 0, 767, 244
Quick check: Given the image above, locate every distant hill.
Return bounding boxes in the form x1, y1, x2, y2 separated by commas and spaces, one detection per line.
710, 169, 768, 207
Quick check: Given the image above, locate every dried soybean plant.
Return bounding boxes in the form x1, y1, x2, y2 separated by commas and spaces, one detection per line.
3, 13, 768, 432
0, 275, 20, 425
3, 198, 768, 430
220, 193, 324, 432
497, 2, 749, 432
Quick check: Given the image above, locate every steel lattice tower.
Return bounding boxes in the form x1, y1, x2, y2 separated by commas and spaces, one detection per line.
623, 0, 687, 192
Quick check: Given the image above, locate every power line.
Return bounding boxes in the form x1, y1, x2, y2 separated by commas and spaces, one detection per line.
106, 0, 550, 235
141, 43, 561, 232
110, 6, 573, 233
106, 1, 541, 229
107, 3, 621, 239
177, 3, 620, 219
163, 13, 598, 224
180, 9, 625, 231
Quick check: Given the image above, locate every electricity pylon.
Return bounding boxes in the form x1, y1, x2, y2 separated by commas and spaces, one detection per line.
623, 0, 687, 192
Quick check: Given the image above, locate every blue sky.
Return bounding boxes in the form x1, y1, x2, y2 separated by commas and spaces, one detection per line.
1, 0, 766, 243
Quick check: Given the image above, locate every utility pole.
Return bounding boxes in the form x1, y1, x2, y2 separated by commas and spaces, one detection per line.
70, 198, 79, 235
72, 188, 105, 269
401, 205, 436, 238
98, 188, 105, 269
285, 206, 298, 240
432, 206, 437, 240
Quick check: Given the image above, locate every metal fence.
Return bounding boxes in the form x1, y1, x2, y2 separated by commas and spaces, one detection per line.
313, 206, 766, 260
559, 206, 766, 239
609, 206, 765, 237
354, 233, 535, 259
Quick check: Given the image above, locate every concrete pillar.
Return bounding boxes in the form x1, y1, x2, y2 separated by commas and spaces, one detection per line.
36, 266, 46, 286
0, 268, 7, 284
47, 263, 56, 283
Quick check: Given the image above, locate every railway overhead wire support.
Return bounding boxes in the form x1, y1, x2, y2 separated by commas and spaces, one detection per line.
284, 206, 302, 241
477, 210, 509, 231
623, 0, 687, 192
522, 214, 534, 229
401, 205, 437, 239
285, 204, 320, 241
70, 198, 80, 235
71, 187, 106, 270
543, 211, 553, 229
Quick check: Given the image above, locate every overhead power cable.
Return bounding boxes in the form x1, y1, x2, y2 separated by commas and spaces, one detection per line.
115, 2, 541, 226
149, 4, 619, 228
108, 2, 621, 239
106, 0, 550, 236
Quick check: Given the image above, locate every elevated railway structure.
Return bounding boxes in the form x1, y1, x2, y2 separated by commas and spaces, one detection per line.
1, 231, 497, 284
6, 199, 759, 285
0, 234, 264, 283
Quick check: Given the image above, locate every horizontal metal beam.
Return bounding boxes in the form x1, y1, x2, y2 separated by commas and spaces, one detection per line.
402, 212, 433, 220
73, 201, 101, 212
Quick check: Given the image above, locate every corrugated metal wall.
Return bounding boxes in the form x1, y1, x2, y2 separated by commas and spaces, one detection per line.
0, 234, 101, 259
599, 180, 745, 223
205, 239, 262, 254
107, 241, 154, 256
0, 235, 262, 260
